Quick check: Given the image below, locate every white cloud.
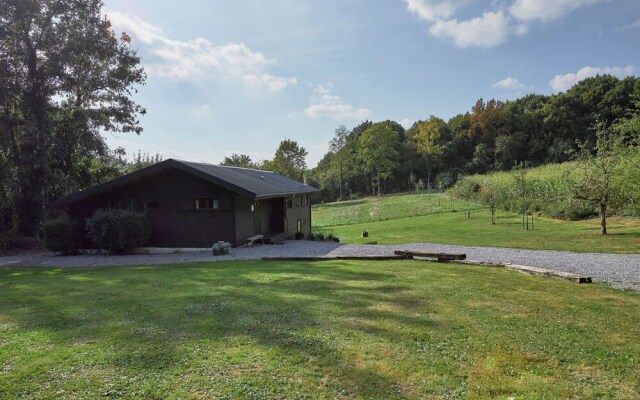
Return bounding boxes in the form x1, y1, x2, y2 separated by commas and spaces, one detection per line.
509, 0, 607, 22
618, 18, 640, 31
404, 0, 471, 21
429, 11, 512, 48
304, 84, 372, 121
304, 104, 372, 121
405, 0, 610, 48
492, 77, 526, 90
243, 74, 298, 91
399, 118, 415, 128
549, 66, 636, 92
314, 83, 335, 94
106, 10, 296, 91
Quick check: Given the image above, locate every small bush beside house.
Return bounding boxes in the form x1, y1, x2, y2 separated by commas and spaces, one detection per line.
86, 209, 151, 254
43, 217, 82, 255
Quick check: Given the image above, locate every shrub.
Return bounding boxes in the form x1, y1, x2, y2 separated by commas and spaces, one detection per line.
0, 231, 39, 253
43, 217, 82, 255
361, 230, 369, 238
308, 232, 316, 241
86, 208, 151, 254
315, 231, 325, 241
325, 232, 339, 242
294, 231, 304, 240
212, 241, 231, 255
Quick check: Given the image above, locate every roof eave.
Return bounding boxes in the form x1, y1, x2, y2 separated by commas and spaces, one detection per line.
255, 188, 318, 200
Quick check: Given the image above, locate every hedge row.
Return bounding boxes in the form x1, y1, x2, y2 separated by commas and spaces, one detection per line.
43, 209, 151, 255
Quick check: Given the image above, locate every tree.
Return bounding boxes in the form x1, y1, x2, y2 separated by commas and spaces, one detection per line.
270, 139, 308, 180
357, 123, 401, 196
221, 154, 256, 169
0, 0, 146, 235
512, 162, 532, 230
477, 181, 504, 224
573, 124, 626, 235
329, 125, 349, 200
452, 176, 478, 219
413, 116, 447, 186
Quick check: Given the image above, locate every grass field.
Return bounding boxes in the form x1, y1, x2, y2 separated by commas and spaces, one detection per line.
312, 193, 640, 253
1, 261, 639, 399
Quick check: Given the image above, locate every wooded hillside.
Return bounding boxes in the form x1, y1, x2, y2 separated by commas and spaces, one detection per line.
309, 75, 640, 203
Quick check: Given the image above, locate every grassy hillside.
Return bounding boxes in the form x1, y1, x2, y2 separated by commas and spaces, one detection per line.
313, 192, 479, 228
1, 261, 639, 399
313, 193, 640, 253
457, 161, 639, 220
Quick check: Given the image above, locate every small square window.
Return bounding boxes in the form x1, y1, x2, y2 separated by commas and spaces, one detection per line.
286, 199, 293, 209
195, 198, 219, 210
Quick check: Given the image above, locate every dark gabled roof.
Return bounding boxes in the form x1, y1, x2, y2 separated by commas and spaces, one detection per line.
48, 158, 317, 208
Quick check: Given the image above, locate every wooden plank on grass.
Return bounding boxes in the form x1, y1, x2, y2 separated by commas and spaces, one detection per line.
454, 260, 592, 284
262, 255, 411, 262
394, 250, 466, 261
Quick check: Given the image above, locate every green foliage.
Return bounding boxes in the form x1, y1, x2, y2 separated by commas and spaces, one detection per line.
221, 154, 257, 169
0, 0, 146, 235
357, 122, 402, 195
43, 217, 82, 255
307, 230, 338, 242
573, 125, 628, 234
310, 75, 640, 204
268, 139, 308, 180
0, 232, 40, 254
85, 209, 151, 254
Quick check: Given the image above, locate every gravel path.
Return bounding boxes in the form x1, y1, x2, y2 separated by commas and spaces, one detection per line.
1, 241, 638, 291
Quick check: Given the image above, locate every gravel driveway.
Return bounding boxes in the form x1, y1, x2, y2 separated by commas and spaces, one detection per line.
1, 241, 638, 291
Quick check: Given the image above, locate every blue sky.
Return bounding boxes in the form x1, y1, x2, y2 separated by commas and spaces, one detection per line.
103, 0, 640, 167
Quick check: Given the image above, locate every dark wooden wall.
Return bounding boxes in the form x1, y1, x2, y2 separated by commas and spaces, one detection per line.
68, 168, 240, 248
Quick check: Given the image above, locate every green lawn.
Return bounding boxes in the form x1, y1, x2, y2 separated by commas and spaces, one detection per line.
1, 261, 639, 399
313, 194, 640, 253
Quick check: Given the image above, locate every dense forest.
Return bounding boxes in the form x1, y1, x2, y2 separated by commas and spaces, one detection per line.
306, 75, 640, 203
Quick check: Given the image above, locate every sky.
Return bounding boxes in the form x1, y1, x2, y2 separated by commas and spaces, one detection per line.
102, 0, 640, 167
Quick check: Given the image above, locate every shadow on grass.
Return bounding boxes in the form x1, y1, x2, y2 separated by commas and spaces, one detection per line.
0, 261, 438, 398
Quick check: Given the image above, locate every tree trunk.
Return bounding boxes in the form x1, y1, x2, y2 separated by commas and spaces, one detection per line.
338, 159, 343, 200
600, 204, 607, 235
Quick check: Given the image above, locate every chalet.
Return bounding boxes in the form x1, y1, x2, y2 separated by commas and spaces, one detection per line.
47, 159, 317, 248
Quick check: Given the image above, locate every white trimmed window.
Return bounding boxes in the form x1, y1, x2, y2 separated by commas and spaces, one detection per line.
194, 198, 219, 210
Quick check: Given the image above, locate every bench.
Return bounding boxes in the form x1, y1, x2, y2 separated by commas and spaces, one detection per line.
245, 234, 265, 247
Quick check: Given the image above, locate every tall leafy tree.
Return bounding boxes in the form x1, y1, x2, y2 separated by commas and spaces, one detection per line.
357, 122, 401, 196
573, 124, 626, 235
270, 139, 308, 181
221, 154, 256, 169
328, 125, 349, 200
413, 116, 448, 186
0, 0, 146, 235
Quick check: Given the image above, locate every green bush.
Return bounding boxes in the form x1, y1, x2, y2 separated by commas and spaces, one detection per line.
86, 209, 151, 254
0, 231, 40, 254
43, 217, 82, 255
308, 232, 316, 241
315, 231, 325, 241
294, 231, 304, 240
